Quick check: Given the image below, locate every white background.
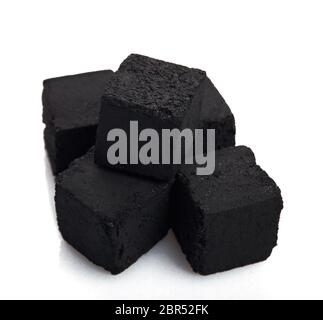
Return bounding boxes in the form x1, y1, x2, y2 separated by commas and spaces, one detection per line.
0, 0, 322, 300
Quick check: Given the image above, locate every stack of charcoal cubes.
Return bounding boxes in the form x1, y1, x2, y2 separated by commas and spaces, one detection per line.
42, 54, 283, 275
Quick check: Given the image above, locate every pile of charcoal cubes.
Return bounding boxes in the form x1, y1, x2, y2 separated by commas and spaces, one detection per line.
42, 54, 283, 275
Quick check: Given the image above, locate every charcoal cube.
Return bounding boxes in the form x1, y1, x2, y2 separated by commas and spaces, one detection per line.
171, 146, 283, 275
55, 149, 172, 274
42, 70, 114, 174
95, 54, 235, 180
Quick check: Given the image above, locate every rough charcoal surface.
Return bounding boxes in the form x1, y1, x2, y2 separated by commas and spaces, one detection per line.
199, 78, 235, 150
171, 146, 283, 275
95, 54, 235, 180
119, 54, 235, 149
42, 70, 114, 174
115, 54, 206, 124
55, 148, 172, 274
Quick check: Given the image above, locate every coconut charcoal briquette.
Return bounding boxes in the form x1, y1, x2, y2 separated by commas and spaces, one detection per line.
55, 148, 172, 274
42, 70, 114, 174
171, 146, 283, 275
95, 54, 235, 180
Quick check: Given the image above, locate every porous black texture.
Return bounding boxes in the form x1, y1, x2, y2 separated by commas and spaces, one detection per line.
95, 54, 235, 180
171, 146, 283, 275
55, 149, 172, 274
115, 54, 206, 124
42, 70, 114, 174
119, 54, 235, 150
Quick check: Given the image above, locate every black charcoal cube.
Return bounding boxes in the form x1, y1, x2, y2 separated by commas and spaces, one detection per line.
55, 149, 172, 274
95, 54, 235, 180
42, 70, 114, 174
171, 146, 283, 275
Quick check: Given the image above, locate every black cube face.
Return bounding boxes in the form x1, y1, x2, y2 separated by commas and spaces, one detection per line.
95, 95, 178, 180
199, 79, 236, 151
199, 197, 282, 274
171, 146, 283, 275
44, 124, 98, 174
42, 70, 114, 174
55, 149, 172, 274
